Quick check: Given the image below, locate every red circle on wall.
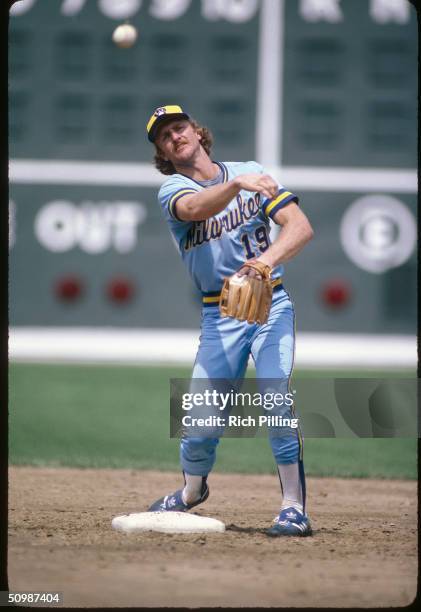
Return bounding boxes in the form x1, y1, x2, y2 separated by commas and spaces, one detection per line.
321, 279, 352, 309
54, 275, 84, 302
106, 277, 135, 304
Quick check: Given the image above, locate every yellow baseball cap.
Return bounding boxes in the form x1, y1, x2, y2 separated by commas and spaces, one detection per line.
146, 105, 190, 142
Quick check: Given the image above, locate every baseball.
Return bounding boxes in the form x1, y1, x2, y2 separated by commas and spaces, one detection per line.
112, 24, 138, 48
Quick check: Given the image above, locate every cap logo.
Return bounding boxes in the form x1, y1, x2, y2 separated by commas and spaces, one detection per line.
147, 105, 187, 141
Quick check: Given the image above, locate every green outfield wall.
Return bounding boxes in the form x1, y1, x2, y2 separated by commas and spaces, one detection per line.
9, 0, 417, 333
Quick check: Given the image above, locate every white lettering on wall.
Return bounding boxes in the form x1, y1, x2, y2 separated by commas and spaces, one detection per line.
98, 0, 142, 20
340, 195, 416, 273
149, 0, 191, 20
370, 0, 410, 24
34, 200, 147, 254
202, 0, 259, 22
61, 0, 87, 16
10, 0, 412, 24
299, 0, 343, 22
35, 201, 75, 252
10, 0, 37, 16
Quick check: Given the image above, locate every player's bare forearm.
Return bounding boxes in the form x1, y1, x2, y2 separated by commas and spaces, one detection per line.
257, 203, 314, 269
175, 174, 278, 221
175, 181, 241, 221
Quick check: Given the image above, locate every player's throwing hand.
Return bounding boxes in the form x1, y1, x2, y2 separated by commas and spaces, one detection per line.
233, 173, 278, 200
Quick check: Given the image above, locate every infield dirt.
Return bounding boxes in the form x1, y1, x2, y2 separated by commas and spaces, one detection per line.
8, 466, 417, 607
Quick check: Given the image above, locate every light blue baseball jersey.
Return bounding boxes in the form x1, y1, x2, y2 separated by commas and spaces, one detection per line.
158, 160, 299, 294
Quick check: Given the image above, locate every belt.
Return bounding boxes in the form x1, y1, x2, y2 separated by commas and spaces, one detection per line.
202, 277, 283, 307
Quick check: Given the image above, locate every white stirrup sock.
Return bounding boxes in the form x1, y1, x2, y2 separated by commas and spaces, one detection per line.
277, 463, 304, 514
182, 474, 204, 505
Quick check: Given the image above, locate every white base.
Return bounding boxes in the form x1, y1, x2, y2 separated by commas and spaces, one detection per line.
111, 511, 225, 534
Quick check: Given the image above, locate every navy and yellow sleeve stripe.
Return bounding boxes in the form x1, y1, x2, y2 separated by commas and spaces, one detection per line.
168, 188, 199, 221
263, 189, 299, 219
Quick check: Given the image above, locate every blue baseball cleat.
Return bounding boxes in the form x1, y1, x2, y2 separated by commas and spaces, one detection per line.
267, 506, 312, 537
148, 484, 210, 512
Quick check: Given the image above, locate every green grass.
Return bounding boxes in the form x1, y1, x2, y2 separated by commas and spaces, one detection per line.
8, 363, 417, 479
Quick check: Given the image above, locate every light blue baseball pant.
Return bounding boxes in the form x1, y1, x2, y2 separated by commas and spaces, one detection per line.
180, 287, 304, 476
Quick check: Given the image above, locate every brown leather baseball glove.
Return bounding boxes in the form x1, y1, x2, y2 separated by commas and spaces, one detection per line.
219, 260, 273, 325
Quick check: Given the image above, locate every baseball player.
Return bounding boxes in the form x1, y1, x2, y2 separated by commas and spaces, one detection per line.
146, 105, 314, 536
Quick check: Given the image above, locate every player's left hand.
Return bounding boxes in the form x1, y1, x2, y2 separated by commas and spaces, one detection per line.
237, 259, 266, 280
219, 260, 273, 325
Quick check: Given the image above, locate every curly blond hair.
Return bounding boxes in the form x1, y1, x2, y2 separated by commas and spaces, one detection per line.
153, 119, 213, 176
